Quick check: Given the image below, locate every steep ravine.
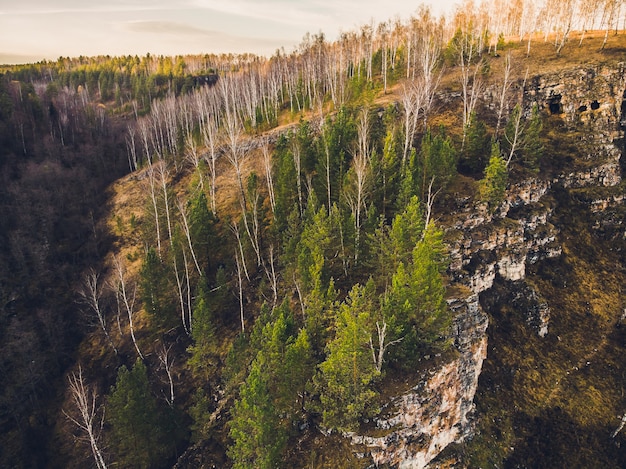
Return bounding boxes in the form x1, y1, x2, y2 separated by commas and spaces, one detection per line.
348, 63, 626, 467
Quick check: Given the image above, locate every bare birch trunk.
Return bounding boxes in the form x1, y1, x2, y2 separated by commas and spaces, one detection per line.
63, 366, 107, 469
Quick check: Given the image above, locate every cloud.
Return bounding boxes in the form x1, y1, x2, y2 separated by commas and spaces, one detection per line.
0, 0, 185, 16
122, 20, 288, 54
125, 20, 216, 38
190, 0, 330, 28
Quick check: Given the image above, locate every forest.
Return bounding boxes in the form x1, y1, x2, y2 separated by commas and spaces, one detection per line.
1, 0, 626, 467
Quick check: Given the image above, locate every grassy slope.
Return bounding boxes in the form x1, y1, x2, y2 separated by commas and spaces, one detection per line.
71, 31, 626, 467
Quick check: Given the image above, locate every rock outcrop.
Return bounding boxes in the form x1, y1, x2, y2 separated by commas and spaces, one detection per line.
348, 63, 625, 468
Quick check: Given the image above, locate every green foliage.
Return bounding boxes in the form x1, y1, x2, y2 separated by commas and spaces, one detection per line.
368, 196, 425, 287
296, 204, 336, 294
397, 129, 458, 210
460, 113, 491, 176
223, 332, 252, 392
417, 128, 457, 198
502, 103, 522, 158
396, 147, 418, 210
228, 359, 284, 469
379, 128, 401, 218
384, 223, 451, 359
522, 105, 544, 170
228, 303, 314, 468
284, 328, 315, 412
273, 134, 298, 232
187, 191, 215, 270
316, 283, 380, 431
480, 143, 509, 212
295, 118, 317, 175
304, 275, 338, 356
189, 388, 211, 442
502, 104, 544, 172
106, 360, 174, 468
314, 108, 357, 210
188, 275, 216, 380
140, 247, 174, 325
444, 29, 482, 66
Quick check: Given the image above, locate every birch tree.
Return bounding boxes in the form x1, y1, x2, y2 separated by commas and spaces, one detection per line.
126, 124, 138, 172
184, 133, 203, 191
261, 138, 276, 215
144, 164, 162, 257
176, 197, 202, 276
601, 0, 623, 50
157, 342, 175, 407
400, 82, 424, 167
77, 269, 117, 354
457, 31, 484, 148
234, 248, 246, 333
156, 161, 174, 246
495, 52, 514, 137
64, 366, 107, 469
504, 103, 524, 167
369, 320, 403, 373
552, 0, 576, 56
197, 87, 220, 215
344, 108, 371, 263
112, 256, 143, 360
415, 27, 443, 126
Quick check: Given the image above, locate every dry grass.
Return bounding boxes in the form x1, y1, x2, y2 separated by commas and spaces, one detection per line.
468, 183, 626, 466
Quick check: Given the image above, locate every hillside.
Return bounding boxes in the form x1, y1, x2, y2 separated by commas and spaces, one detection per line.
1, 6, 626, 469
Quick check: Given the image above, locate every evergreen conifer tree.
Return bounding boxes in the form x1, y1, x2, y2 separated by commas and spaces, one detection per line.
316, 282, 380, 431
480, 142, 508, 212
106, 360, 171, 468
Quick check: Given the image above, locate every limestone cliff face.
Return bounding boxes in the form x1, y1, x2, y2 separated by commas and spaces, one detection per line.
350, 294, 487, 468
349, 64, 625, 468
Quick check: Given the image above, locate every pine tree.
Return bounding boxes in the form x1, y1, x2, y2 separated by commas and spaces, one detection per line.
187, 191, 215, 270
417, 128, 457, 199
229, 304, 313, 468
314, 108, 356, 210
522, 104, 544, 171
380, 128, 400, 218
368, 195, 424, 287
384, 223, 451, 360
228, 360, 284, 469
316, 282, 380, 431
396, 147, 417, 210
106, 360, 171, 469
460, 112, 490, 175
283, 328, 314, 413
187, 275, 216, 380
480, 142, 509, 212
140, 247, 173, 325
272, 134, 298, 233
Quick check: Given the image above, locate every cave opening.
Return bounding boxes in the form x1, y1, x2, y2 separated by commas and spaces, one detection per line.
578, 105, 588, 112
590, 100, 600, 110
548, 95, 563, 114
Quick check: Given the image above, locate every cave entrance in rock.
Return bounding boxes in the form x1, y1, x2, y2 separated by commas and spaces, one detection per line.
548, 95, 563, 114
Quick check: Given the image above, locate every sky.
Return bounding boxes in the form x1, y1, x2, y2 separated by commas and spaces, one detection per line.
0, 0, 459, 64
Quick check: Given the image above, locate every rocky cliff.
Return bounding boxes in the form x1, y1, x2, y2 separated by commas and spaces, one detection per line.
348, 63, 626, 468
